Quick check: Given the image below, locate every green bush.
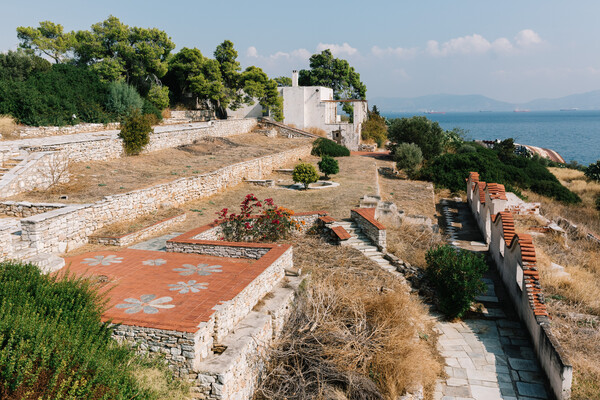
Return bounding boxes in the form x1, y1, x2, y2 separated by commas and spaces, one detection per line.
142, 98, 163, 122
119, 109, 153, 155
394, 142, 423, 174
585, 160, 600, 182
318, 155, 339, 178
293, 162, 319, 189
311, 137, 350, 157
147, 84, 170, 110
418, 144, 581, 204
457, 144, 477, 153
426, 245, 487, 319
0, 260, 162, 398
106, 81, 144, 118
388, 116, 444, 160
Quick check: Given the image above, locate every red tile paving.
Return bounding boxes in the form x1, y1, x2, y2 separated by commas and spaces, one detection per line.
63, 249, 274, 332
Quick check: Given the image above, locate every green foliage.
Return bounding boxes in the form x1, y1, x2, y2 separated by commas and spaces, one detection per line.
388, 116, 444, 160
293, 163, 319, 189
595, 194, 600, 212
318, 155, 339, 178
0, 63, 110, 126
0, 50, 51, 81
493, 138, 516, 161
418, 144, 582, 204
0, 260, 161, 398
17, 21, 74, 63
215, 195, 301, 242
106, 81, 143, 118
119, 109, 153, 155
457, 144, 477, 153
426, 245, 487, 319
361, 106, 387, 147
443, 127, 468, 151
394, 143, 423, 174
274, 76, 292, 86
311, 137, 350, 157
239, 66, 283, 121
147, 84, 170, 110
585, 160, 600, 182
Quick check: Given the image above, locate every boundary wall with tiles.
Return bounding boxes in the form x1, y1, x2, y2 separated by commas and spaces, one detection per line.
3, 144, 312, 259
0, 119, 258, 198
466, 172, 572, 399
351, 208, 386, 250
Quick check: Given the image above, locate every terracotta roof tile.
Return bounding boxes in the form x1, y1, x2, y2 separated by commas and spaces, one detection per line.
331, 226, 351, 240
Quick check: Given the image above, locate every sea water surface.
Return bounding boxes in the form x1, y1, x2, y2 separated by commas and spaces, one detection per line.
383, 111, 600, 165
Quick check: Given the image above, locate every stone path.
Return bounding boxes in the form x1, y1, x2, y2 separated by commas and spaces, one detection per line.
433, 199, 550, 400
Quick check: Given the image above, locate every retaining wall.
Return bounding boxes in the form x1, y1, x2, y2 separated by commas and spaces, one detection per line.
0, 201, 66, 218
351, 208, 387, 250
14, 122, 120, 139
16, 145, 312, 256
467, 172, 572, 399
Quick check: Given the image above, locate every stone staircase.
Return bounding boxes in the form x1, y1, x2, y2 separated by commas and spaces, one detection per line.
329, 220, 406, 281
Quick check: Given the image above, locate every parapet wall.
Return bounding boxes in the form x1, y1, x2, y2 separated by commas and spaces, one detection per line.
351, 208, 386, 250
466, 172, 572, 399
16, 145, 312, 256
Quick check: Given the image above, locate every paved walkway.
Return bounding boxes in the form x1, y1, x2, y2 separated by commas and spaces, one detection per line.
433, 199, 549, 400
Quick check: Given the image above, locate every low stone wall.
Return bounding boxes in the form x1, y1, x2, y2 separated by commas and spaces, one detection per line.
17, 145, 312, 256
89, 213, 187, 247
351, 208, 387, 250
14, 122, 120, 139
167, 241, 271, 260
0, 201, 66, 218
467, 172, 572, 399
0, 219, 19, 259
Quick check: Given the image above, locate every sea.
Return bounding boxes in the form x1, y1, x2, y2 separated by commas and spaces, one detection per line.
382, 111, 600, 165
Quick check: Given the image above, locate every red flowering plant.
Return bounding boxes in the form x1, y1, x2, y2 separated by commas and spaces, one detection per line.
215, 194, 303, 242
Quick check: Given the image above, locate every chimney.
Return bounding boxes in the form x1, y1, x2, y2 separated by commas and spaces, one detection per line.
292, 70, 298, 87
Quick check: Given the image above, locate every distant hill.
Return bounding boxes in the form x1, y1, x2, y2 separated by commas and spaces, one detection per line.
371, 90, 600, 112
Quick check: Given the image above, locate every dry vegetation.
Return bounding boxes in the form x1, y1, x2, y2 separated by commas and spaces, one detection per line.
0, 115, 18, 140
255, 236, 442, 400
94, 208, 184, 236
513, 168, 600, 399
304, 126, 328, 137
14, 134, 311, 203
386, 224, 443, 268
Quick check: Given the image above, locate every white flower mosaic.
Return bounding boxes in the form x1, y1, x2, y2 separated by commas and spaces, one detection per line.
115, 294, 175, 314
142, 258, 167, 266
173, 263, 223, 276
168, 280, 209, 294
81, 254, 123, 266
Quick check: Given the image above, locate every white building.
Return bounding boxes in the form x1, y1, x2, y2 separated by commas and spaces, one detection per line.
278, 71, 368, 151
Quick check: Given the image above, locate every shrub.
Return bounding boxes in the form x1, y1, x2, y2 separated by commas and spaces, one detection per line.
293, 162, 319, 189
142, 98, 163, 122
425, 245, 487, 319
106, 81, 144, 118
119, 109, 153, 155
585, 160, 600, 182
0, 114, 17, 138
311, 137, 350, 157
361, 108, 388, 147
388, 116, 444, 160
457, 144, 477, 153
147, 84, 170, 110
394, 142, 422, 174
0, 260, 160, 398
215, 195, 302, 242
318, 155, 339, 179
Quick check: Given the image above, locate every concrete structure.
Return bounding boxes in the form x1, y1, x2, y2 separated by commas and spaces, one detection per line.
466, 172, 573, 399
277, 71, 368, 151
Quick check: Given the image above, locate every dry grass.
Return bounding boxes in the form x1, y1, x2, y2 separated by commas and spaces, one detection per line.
14, 134, 312, 203
0, 115, 18, 140
256, 236, 442, 400
161, 108, 172, 120
386, 224, 443, 268
305, 126, 328, 137
133, 365, 190, 400
94, 208, 184, 237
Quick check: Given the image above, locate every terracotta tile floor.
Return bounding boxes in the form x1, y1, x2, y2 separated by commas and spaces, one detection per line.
63, 249, 267, 332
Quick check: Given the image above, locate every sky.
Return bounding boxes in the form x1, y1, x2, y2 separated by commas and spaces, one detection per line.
2, 0, 600, 103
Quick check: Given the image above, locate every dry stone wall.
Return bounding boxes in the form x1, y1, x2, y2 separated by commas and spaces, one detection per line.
351, 208, 387, 250
14, 122, 120, 139
0, 201, 66, 218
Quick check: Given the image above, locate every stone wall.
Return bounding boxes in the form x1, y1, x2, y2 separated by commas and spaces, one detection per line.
16, 145, 312, 256
0, 201, 66, 218
351, 208, 387, 250
89, 213, 187, 247
14, 122, 120, 139
467, 172, 572, 400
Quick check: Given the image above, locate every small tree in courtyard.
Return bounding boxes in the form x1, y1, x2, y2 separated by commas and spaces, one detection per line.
318, 155, 339, 179
293, 162, 319, 189
119, 109, 153, 155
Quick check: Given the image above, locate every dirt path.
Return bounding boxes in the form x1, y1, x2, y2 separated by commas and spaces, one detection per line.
433, 198, 550, 400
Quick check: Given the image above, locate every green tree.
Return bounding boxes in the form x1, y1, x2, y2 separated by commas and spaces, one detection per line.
0, 50, 51, 81
16, 21, 74, 63
394, 143, 423, 175
274, 76, 292, 87
293, 163, 319, 189
388, 116, 444, 160
585, 160, 600, 182
318, 155, 339, 179
147, 84, 169, 110
361, 106, 388, 147
106, 81, 144, 118
119, 109, 153, 155
493, 138, 516, 161
299, 49, 366, 118
240, 66, 283, 121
